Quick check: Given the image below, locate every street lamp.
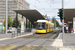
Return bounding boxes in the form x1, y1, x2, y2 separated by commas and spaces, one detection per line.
5, 0, 8, 34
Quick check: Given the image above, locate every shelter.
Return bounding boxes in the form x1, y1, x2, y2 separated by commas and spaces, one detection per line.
59, 9, 75, 32
63, 9, 75, 27
14, 10, 45, 28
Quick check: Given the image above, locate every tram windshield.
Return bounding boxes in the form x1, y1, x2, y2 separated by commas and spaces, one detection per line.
37, 22, 45, 29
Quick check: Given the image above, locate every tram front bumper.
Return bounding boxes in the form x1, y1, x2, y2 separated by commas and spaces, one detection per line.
36, 30, 46, 33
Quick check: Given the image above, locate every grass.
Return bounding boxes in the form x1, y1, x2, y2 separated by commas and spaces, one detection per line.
0, 45, 18, 50
0, 45, 45, 50
18, 45, 37, 50
39, 46, 45, 50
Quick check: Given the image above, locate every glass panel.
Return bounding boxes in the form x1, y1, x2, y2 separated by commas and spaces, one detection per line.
37, 22, 45, 29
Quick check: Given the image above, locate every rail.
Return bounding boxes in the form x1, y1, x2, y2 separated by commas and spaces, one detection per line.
34, 30, 58, 50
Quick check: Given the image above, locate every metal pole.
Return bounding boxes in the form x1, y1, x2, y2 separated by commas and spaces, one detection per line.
16, 13, 18, 28
5, 0, 8, 34
54, 16, 56, 29
62, 0, 64, 42
26, 18, 27, 28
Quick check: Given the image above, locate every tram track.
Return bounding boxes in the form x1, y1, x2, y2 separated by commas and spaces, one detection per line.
32, 34, 46, 39
0, 30, 58, 50
49, 34, 56, 39
34, 30, 59, 50
20, 31, 57, 39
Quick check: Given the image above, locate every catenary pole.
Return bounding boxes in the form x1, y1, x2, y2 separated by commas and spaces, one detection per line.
62, 0, 64, 42
5, 0, 8, 34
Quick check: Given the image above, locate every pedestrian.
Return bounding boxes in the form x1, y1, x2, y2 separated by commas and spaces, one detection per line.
64, 27, 66, 33
61, 28, 62, 32
71, 28, 74, 35
66, 26, 68, 33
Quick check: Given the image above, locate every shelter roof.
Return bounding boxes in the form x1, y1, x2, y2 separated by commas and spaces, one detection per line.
14, 10, 45, 24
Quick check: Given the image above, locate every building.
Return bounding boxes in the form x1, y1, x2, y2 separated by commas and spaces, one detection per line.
0, 0, 30, 23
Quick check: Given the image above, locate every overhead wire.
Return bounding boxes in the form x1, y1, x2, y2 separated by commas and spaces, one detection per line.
46, 0, 57, 16
37, 0, 56, 16
26, 0, 56, 16
28, 1, 45, 14
52, 0, 58, 17
37, 0, 47, 14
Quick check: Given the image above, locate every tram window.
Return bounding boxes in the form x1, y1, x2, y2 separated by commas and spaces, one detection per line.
48, 24, 49, 29
38, 25, 40, 27
42, 24, 45, 29
46, 24, 48, 29
37, 23, 45, 29
51, 25, 52, 29
50, 25, 51, 29
49, 25, 50, 29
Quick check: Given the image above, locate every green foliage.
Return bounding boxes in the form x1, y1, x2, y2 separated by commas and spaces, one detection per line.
52, 17, 55, 23
52, 17, 60, 27
12, 17, 19, 27
27, 20, 29, 27
39, 46, 45, 50
8, 15, 12, 27
52, 17, 56, 28
56, 21, 60, 27
4, 15, 12, 27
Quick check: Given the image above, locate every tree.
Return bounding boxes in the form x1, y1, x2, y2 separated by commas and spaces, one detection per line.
52, 17, 56, 28
12, 17, 19, 27
52, 17, 60, 28
8, 15, 12, 27
56, 21, 60, 27
27, 20, 29, 28
4, 15, 12, 27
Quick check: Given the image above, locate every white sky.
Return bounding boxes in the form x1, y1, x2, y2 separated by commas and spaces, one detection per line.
25, 0, 75, 24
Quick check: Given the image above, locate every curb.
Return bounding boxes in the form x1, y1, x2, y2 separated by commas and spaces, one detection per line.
13, 33, 33, 38
0, 38, 11, 41
0, 32, 34, 41
51, 33, 63, 47
57, 33, 62, 39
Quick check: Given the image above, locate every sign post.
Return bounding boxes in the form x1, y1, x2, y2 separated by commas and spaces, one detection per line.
21, 18, 24, 33
73, 18, 75, 34
5, 0, 8, 34
62, 0, 64, 42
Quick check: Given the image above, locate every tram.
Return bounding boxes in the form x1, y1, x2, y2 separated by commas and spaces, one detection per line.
36, 20, 54, 33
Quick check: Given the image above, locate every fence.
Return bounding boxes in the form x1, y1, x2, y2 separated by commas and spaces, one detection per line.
12, 28, 36, 38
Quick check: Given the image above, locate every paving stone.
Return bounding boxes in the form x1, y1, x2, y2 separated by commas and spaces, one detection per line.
59, 48, 72, 50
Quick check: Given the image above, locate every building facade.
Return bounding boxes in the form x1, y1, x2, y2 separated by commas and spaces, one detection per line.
0, 0, 30, 23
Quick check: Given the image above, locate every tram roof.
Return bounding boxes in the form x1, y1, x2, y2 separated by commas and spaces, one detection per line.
64, 9, 75, 23
37, 20, 54, 25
